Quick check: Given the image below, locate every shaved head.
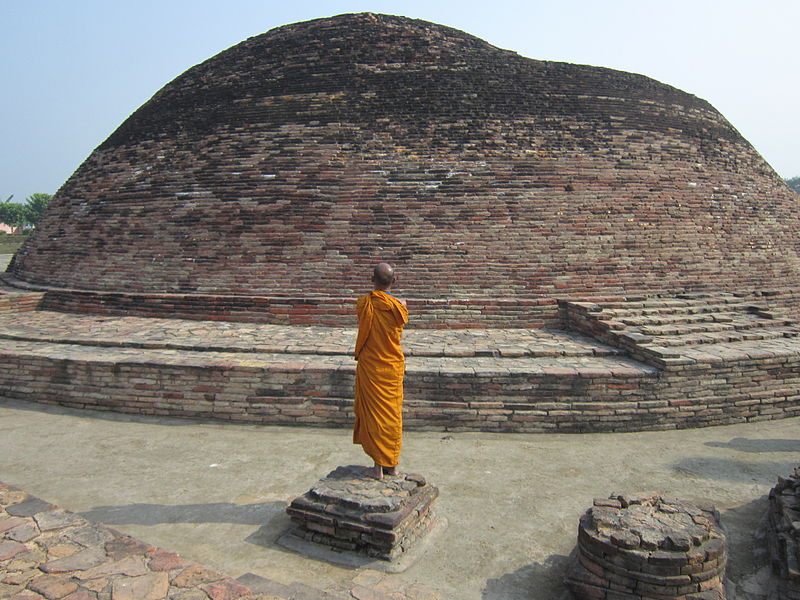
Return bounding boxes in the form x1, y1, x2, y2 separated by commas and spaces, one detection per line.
372, 262, 396, 288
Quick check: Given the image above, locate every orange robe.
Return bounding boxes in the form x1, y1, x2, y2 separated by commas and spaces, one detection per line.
353, 290, 409, 467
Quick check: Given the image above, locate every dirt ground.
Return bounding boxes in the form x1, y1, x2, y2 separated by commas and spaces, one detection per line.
1, 397, 797, 598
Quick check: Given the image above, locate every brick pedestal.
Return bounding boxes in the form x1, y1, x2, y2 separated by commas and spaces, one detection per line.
767, 467, 800, 599
284, 465, 440, 565
564, 493, 727, 600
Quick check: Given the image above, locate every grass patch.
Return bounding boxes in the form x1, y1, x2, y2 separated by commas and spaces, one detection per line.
0, 234, 27, 254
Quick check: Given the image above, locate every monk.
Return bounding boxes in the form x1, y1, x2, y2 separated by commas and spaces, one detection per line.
353, 262, 409, 480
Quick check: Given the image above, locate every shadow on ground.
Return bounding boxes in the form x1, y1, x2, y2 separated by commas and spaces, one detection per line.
80, 500, 287, 527
82, 500, 294, 551
705, 437, 800, 453
719, 495, 781, 600
482, 553, 571, 600
672, 456, 798, 485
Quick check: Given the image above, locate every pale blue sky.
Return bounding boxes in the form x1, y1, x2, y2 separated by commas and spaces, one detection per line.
2, 0, 798, 202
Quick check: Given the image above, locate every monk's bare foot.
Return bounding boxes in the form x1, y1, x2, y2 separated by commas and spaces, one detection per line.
382, 466, 403, 477
368, 464, 384, 480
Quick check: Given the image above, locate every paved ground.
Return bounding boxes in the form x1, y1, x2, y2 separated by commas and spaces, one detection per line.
1, 480, 277, 600
1, 397, 798, 599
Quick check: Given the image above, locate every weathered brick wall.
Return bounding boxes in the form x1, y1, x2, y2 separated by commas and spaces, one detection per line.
9, 13, 800, 327
1, 345, 798, 433
0, 290, 43, 314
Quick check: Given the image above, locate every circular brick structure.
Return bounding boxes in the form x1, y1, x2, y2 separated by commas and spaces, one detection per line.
564, 493, 727, 599
7, 13, 800, 327
767, 467, 800, 599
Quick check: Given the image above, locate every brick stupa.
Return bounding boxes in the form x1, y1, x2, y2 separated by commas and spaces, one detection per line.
2, 13, 800, 434
6, 12, 800, 328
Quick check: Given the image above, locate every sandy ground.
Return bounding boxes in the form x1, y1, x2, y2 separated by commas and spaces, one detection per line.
1, 397, 798, 599
0, 254, 11, 270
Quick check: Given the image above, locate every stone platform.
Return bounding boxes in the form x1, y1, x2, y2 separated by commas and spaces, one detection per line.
2, 282, 800, 432
565, 493, 727, 600
283, 466, 442, 572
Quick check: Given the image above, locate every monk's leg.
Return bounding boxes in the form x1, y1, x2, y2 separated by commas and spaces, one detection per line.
369, 462, 384, 480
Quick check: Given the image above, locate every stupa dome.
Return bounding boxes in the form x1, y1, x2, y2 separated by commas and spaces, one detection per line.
9, 13, 800, 326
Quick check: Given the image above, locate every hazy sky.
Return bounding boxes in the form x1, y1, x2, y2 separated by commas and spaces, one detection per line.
2, 0, 798, 202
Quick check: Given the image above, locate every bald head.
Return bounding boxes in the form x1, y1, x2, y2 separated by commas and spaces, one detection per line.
372, 262, 396, 290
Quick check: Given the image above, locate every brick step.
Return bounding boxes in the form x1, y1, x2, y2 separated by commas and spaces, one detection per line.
561, 295, 800, 368
594, 296, 798, 349
599, 295, 746, 311
0, 311, 622, 360
0, 336, 660, 435
638, 327, 800, 347
618, 313, 722, 326
635, 319, 796, 337
614, 311, 765, 327
603, 301, 764, 320
0, 290, 44, 314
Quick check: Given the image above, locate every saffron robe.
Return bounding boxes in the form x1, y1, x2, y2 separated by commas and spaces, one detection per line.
353, 290, 409, 467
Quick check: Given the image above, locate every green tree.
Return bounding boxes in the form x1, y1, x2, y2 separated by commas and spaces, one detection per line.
0, 202, 27, 229
786, 176, 800, 194
23, 193, 52, 226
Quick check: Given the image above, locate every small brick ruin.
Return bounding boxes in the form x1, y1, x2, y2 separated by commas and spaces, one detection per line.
767, 467, 800, 599
564, 493, 727, 600
285, 465, 440, 566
